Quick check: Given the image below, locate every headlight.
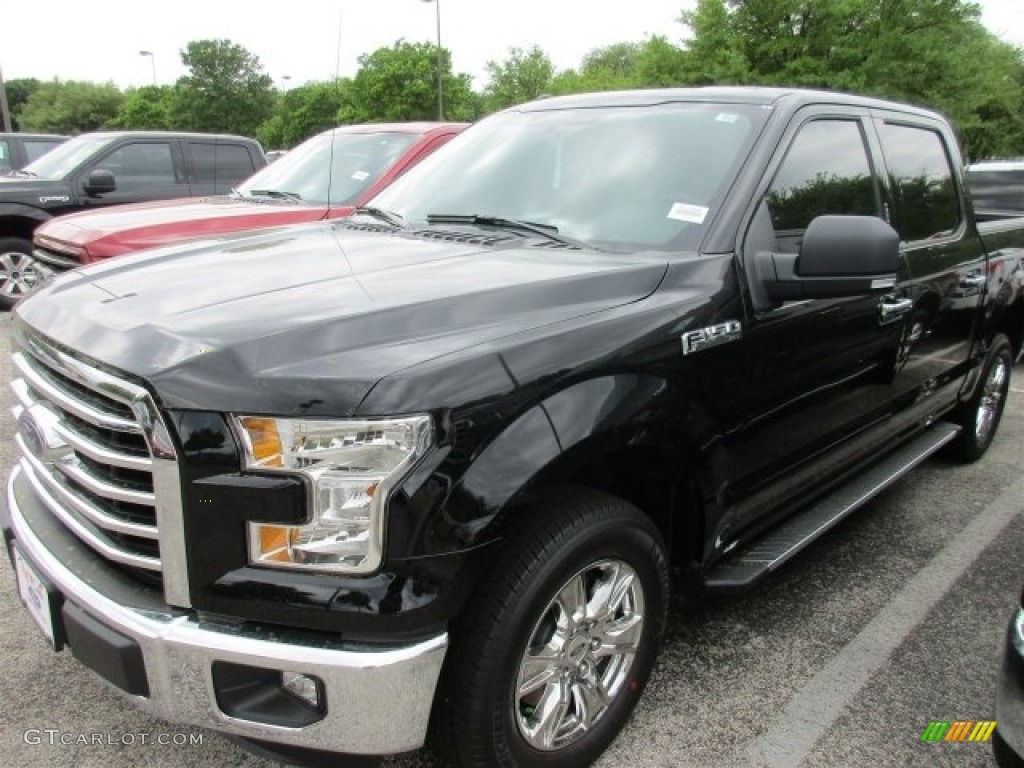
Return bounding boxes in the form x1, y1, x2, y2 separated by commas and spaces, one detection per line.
233, 414, 432, 574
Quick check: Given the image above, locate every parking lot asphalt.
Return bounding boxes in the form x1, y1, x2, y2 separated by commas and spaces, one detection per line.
0, 310, 1020, 768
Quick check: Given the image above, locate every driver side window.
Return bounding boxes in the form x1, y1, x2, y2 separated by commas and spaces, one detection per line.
766, 119, 880, 253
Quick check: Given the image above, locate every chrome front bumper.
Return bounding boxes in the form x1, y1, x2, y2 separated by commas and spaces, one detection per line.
5, 465, 447, 756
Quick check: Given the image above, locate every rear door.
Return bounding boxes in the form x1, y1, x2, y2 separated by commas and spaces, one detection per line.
866, 112, 982, 407
185, 141, 261, 196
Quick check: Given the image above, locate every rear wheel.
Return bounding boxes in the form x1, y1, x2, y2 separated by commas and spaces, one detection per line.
0, 237, 46, 310
949, 333, 1012, 462
433, 486, 669, 767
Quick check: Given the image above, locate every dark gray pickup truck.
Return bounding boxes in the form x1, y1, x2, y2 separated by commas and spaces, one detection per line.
0, 130, 265, 308
4, 87, 1024, 767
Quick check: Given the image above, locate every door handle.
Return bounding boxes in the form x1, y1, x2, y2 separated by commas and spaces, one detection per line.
878, 296, 913, 325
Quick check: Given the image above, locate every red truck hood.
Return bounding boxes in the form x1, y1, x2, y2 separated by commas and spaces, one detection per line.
37, 196, 346, 259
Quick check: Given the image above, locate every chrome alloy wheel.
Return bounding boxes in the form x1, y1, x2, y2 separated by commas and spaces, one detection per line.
514, 559, 645, 751
975, 356, 1009, 445
0, 250, 45, 299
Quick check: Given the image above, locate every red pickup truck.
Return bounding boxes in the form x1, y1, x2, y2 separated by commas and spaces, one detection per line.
30, 122, 464, 271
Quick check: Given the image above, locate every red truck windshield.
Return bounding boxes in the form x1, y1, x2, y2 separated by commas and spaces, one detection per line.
237, 131, 418, 207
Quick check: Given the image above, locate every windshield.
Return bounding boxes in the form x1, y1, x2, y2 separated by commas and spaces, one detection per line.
371, 102, 766, 251
237, 130, 419, 206
24, 134, 117, 180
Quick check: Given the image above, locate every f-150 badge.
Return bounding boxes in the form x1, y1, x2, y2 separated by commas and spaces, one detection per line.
681, 321, 742, 356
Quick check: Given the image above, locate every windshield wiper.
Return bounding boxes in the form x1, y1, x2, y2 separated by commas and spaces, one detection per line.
425, 213, 587, 248
354, 206, 405, 228
3, 169, 37, 178
244, 189, 303, 202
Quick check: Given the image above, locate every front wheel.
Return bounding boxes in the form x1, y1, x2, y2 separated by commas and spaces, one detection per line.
433, 486, 669, 768
0, 237, 47, 310
949, 333, 1012, 462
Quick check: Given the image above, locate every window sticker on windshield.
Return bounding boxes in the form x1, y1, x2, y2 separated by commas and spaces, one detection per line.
668, 203, 709, 224
351, 171, 370, 180
715, 113, 739, 124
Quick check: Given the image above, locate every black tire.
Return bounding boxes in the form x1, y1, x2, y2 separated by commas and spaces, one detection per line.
0, 236, 46, 310
432, 486, 669, 768
994, 728, 1024, 768
949, 333, 1012, 462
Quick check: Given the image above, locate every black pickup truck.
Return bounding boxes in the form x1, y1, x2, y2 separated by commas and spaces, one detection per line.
4, 87, 1024, 767
0, 130, 266, 308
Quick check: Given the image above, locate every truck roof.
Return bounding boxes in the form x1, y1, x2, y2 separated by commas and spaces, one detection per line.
79, 130, 260, 143
517, 86, 946, 122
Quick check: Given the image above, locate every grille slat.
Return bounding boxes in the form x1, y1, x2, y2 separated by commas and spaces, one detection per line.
16, 436, 159, 540
13, 352, 140, 433
12, 339, 164, 573
20, 458, 161, 570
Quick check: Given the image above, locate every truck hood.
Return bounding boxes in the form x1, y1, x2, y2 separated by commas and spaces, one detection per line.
37, 196, 338, 257
0, 177, 71, 202
16, 222, 668, 416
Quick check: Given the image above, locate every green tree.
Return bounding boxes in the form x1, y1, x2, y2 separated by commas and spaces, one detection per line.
340, 41, 478, 123
257, 81, 349, 149
483, 46, 555, 111
110, 85, 174, 130
679, 0, 750, 84
16, 79, 123, 133
634, 35, 690, 87
4, 78, 42, 131
550, 37, 689, 95
678, 0, 1024, 157
169, 39, 275, 135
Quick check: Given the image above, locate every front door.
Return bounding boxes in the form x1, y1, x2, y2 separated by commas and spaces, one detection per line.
711, 109, 908, 541
77, 140, 190, 208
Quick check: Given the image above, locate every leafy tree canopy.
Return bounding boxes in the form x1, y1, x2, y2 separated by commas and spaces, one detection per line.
483, 46, 555, 111
169, 39, 276, 136
678, 0, 1024, 157
110, 86, 174, 130
16, 79, 123, 133
257, 81, 349, 149
339, 40, 479, 124
4, 78, 42, 131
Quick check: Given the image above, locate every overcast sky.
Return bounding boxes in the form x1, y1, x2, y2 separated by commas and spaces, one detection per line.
3, 0, 1023, 91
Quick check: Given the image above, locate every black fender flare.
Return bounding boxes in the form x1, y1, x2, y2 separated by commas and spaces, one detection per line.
0, 203, 52, 237
434, 373, 721, 554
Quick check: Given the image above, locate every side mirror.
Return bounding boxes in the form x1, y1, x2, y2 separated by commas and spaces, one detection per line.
755, 215, 900, 301
84, 169, 116, 195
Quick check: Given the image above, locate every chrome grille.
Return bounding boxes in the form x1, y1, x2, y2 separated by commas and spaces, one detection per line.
11, 330, 178, 580
32, 245, 80, 270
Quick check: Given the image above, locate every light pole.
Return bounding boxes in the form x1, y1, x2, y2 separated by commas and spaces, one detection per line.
0, 65, 12, 133
421, 0, 443, 120
281, 75, 292, 91
139, 50, 156, 86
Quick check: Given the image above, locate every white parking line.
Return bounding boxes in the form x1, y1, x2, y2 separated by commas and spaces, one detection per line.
748, 474, 1024, 767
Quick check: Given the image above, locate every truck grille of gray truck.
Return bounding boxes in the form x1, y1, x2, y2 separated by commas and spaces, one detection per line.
10, 329, 183, 593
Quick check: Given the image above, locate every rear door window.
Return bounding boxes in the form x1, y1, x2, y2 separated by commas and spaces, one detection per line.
875, 122, 961, 243
187, 142, 257, 186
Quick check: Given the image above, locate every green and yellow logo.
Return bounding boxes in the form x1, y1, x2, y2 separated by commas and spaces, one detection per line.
920, 720, 996, 742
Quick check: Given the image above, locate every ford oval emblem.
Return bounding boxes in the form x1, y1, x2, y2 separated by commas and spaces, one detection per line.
17, 410, 45, 458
